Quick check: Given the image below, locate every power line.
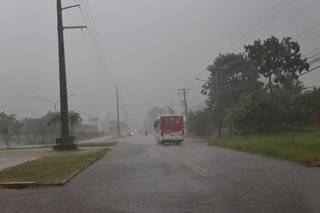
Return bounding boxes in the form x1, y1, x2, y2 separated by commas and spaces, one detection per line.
78, 4, 109, 81
238, 0, 293, 45
76, 0, 121, 103
299, 65, 320, 77
69, 6, 116, 100
294, 15, 320, 40
276, 0, 318, 32
300, 25, 320, 43
65, 4, 108, 87
79, 0, 116, 86
308, 57, 320, 65
80, 30, 110, 88
304, 46, 320, 57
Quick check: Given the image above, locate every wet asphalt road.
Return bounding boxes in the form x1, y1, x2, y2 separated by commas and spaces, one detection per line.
1, 135, 320, 213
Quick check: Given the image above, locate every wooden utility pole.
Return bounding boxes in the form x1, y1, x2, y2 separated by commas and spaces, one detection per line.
116, 85, 121, 136
54, 0, 86, 150
216, 69, 221, 138
178, 88, 190, 129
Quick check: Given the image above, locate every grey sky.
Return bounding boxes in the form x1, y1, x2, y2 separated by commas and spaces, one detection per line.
1, 0, 320, 127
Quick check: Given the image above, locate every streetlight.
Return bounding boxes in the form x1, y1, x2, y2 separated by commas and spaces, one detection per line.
33, 94, 77, 112
195, 78, 206, 83
33, 96, 58, 112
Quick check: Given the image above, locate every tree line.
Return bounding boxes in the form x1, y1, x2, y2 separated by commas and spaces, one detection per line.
0, 111, 82, 148
188, 35, 320, 136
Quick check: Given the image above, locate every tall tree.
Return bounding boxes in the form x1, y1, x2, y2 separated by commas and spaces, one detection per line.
202, 53, 262, 111
245, 36, 309, 94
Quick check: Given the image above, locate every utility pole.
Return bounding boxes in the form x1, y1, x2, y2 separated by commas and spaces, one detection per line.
116, 85, 120, 136
214, 67, 226, 138
178, 88, 190, 130
54, 0, 86, 150
216, 69, 221, 138
122, 104, 128, 127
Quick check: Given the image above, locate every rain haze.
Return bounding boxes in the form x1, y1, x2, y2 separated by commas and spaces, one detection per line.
3, 1, 320, 213
1, 0, 320, 126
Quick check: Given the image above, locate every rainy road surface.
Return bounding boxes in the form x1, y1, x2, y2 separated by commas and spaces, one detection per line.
1, 134, 320, 213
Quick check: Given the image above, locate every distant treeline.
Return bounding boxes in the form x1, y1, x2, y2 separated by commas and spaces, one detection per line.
0, 111, 103, 148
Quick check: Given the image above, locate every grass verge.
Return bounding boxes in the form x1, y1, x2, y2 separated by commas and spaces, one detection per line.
0, 148, 109, 184
208, 132, 320, 165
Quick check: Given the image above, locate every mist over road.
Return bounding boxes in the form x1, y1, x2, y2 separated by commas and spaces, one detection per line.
1, 135, 319, 213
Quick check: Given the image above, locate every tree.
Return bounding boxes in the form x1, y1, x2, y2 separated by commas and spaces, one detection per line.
245, 36, 309, 94
46, 111, 82, 136
226, 91, 276, 133
69, 112, 82, 136
0, 112, 21, 148
202, 53, 262, 109
201, 53, 262, 133
188, 108, 215, 136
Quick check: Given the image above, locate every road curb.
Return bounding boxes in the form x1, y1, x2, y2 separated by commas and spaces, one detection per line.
0, 171, 80, 190
311, 161, 320, 167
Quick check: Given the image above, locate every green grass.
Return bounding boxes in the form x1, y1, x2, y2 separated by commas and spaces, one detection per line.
0, 148, 109, 184
209, 132, 320, 165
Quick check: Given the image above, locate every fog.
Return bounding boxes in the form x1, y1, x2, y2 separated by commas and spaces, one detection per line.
1, 0, 320, 127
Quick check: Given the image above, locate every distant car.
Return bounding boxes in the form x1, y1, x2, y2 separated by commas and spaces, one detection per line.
126, 131, 133, 136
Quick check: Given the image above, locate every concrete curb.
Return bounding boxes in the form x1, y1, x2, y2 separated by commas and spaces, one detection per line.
311, 161, 320, 167
0, 171, 80, 190
0, 148, 109, 190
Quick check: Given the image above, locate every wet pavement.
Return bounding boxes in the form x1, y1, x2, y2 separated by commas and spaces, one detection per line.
0, 135, 320, 213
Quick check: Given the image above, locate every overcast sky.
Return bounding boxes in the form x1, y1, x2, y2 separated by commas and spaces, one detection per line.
1, 0, 320, 127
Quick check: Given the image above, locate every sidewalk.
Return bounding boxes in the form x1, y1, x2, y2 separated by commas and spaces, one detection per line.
0, 156, 39, 171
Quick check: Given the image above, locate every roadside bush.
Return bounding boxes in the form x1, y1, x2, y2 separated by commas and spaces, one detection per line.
226, 92, 277, 134
188, 109, 215, 136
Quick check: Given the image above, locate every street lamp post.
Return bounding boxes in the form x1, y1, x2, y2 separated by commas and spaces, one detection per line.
33, 94, 77, 113
33, 94, 77, 139
195, 78, 206, 83
33, 96, 58, 112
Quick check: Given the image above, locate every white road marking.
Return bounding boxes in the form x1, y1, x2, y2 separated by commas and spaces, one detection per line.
164, 149, 215, 178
